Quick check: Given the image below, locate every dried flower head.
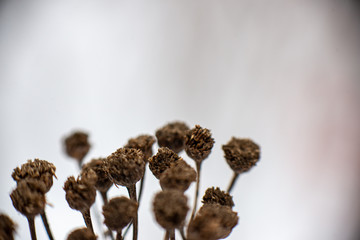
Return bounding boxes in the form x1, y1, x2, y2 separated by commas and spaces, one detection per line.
105, 148, 145, 187
63, 176, 96, 213
64, 131, 91, 163
12, 159, 56, 193
202, 187, 234, 207
160, 160, 196, 192
155, 121, 189, 153
187, 205, 238, 240
0, 214, 16, 240
10, 179, 47, 218
153, 190, 189, 230
81, 158, 112, 193
124, 134, 156, 162
222, 138, 260, 173
148, 147, 182, 179
67, 228, 97, 240
185, 125, 215, 163
103, 197, 138, 232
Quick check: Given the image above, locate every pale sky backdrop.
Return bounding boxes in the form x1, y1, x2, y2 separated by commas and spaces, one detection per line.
1, 1, 360, 240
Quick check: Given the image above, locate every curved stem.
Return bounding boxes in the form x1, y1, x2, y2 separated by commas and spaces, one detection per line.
190, 162, 201, 222
41, 211, 54, 240
27, 216, 37, 240
127, 185, 138, 240
82, 209, 94, 234
227, 172, 239, 193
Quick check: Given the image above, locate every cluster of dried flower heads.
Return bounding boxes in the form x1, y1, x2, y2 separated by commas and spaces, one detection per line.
3, 121, 260, 240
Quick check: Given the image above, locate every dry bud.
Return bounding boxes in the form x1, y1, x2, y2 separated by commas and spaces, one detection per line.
155, 121, 189, 153
67, 228, 97, 240
202, 187, 234, 207
63, 176, 96, 213
185, 125, 214, 163
12, 159, 56, 193
160, 160, 196, 192
10, 179, 46, 218
102, 197, 138, 232
105, 148, 145, 187
64, 131, 91, 163
124, 134, 156, 162
81, 158, 112, 193
153, 190, 189, 230
187, 205, 238, 240
222, 138, 260, 173
149, 147, 182, 179
0, 214, 16, 240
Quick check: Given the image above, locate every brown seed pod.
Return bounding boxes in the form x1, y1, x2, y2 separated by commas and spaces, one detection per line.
202, 187, 234, 207
185, 125, 215, 163
64, 131, 91, 163
0, 213, 16, 240
159, 160, 196, 192
12, 159, 56, 193
187, 205, 238, 240
148, 147, 182, 179
67, 227, 97, 240
81, 158, 112, 193
105, 148, 145, 187
10, 179, 47, 218
222, 137, 260, 173
63, 176, 96, 213
102, 197, 138, 232
153, 190, 189, 230
155, 121, 189, 153
124, 134, 156, 162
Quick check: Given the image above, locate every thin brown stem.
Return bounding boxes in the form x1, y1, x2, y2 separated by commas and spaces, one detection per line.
137, 169, 146, 206
190, 162, 201, 222
27, 216, 37, 240
100, 191, 108, 205
122, 220, 132, 239
82, 209, 94, 234
169, 229, 175, 240
41, 211, 54, 240
116, 230, 123, 240
179, 227, 186, 240
127, 185, 138, 240
227, 172, 239, 193
164, 231, 170, 240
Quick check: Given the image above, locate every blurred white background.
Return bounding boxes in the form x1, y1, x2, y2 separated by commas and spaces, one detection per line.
1, 0, 360, 239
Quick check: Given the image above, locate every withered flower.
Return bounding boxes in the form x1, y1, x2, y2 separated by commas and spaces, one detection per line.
103, 196, 138, 239
64, 131, 91, 166
67, 228, 97, 240
155, 121, 189, 153
185, 125, 214, 163
148, 147, 182, 179
0, 213, 16, 240
124, 135, 156, 162
153, 190, 189, 231
160, 160, 196, 192
187, 205, 238, 240
202, 187, 234, 208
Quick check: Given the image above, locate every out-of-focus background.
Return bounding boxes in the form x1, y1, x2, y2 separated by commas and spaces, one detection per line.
1, 0, 360, 239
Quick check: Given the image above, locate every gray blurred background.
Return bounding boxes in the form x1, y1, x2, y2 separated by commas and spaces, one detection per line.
1, 0, 360, 239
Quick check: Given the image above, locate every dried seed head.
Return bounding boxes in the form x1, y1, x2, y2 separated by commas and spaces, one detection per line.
160, 160, 196, 192
63, 176, 96, 213
124, 134, 156, 162
67, 228, 97, 240
10, 179, 46, 218
222, 138, 260, 173
187, 205, 238, 240
105, 148, 145, 187
185, 125, 214, 163
0, 213, 16, 240
81, 158, 112, 193
149, 147, 182, 179
153, 190, 189, 230
155, 121, 189, 153
12, 159, 56, 193
202, 187, 234, 207
102, 197, 138, 232
64, 131, 91, 163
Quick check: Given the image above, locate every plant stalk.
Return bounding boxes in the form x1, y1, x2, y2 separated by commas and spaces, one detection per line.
41, 211, 54, 240
27, 216, 37, 240
127, 184, 138, 240
190, 161, 201, 222
227, 172, 239, 193
82, 209, 94, 234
